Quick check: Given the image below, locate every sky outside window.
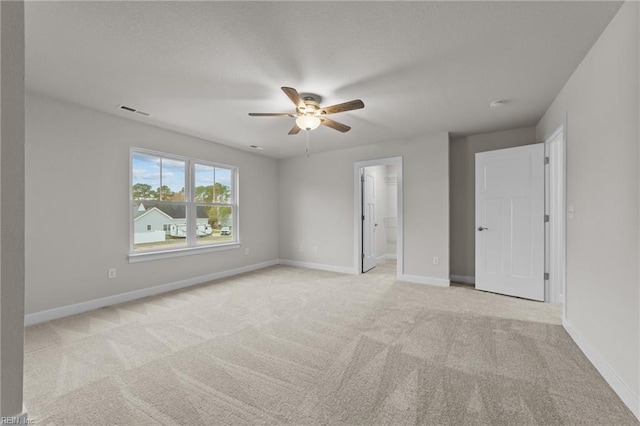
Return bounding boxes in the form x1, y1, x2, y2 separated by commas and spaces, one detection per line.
132, 153, 186, 201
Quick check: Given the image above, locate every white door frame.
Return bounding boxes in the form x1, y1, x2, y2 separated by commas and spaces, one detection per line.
354, 157, 403, 278
543, 123, 567, 308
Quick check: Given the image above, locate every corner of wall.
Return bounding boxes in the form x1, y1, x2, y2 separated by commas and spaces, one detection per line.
536, 1, 640, 418
563, 318, 640, 421
637, 2, 640, 420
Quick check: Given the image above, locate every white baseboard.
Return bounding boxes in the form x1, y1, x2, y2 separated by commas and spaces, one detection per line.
398, 274, 450, 287
25, 259, 445, 327
450, 274, 475, 285
278, 259, 358, 275
563, 319, 639, 421
377, 253, 397, 261
24, 260, 280, 326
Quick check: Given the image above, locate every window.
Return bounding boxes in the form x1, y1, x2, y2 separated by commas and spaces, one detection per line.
131, 149, 238, 256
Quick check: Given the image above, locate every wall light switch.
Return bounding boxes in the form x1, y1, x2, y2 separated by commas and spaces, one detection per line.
108, 268, 116, 279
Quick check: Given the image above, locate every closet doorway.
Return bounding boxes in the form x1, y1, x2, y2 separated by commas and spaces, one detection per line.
354, 157, 403, 277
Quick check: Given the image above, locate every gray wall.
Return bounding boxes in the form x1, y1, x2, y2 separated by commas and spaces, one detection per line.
25, 92, 280, 314
537, 1, 639, 399
0, 0, 26, 418
449, 127, 537, 279
278, 133, 449, 281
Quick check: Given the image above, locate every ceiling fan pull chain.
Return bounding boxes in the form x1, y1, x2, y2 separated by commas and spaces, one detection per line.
305, 131, 310, 158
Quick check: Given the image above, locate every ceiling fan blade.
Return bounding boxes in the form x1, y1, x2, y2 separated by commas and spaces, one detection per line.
320, 117, 351, 133
248, 112, 295, 117
320, 99, 364, 115
288, 123, 301, 135
281, 87, 306, 111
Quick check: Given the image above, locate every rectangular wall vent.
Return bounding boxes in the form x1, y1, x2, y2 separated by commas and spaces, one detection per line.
118, 104, 151, 117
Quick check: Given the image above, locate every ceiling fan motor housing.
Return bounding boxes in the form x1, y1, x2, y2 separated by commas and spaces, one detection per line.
299, 94, 322, 113
299, 93, 322, 104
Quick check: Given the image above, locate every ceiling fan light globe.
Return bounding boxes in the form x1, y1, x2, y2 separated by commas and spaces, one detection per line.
296, 115, 321, 131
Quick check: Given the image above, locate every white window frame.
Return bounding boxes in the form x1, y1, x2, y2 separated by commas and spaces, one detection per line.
129, 148, 240, 263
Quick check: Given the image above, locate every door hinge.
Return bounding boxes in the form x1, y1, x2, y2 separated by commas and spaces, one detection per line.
362, 215, 365, 221
544, 272, 549, 280
362, 253, 365, 259
544, 156, 550, 165
544, 214, 550, 223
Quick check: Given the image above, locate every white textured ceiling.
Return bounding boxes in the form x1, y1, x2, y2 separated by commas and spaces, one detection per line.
26, 1, 621, 158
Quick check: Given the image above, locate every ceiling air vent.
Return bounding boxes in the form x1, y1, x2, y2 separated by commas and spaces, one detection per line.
118, 104, 151, 117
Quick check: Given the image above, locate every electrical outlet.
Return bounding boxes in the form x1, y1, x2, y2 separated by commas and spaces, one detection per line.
432, 257, 439, 265
108, 268, 116, 279
313, 246, 318, 254
298, 245, 303, 252
245, 248, 250, 255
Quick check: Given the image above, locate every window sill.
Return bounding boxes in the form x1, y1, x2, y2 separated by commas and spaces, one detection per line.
128, 242, 241, 263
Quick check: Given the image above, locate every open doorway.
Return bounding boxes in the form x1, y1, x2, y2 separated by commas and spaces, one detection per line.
354, 157, 403, 277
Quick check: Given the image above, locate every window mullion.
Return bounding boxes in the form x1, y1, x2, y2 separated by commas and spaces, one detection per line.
159, 159, 163, 201
187, 160, 196, 247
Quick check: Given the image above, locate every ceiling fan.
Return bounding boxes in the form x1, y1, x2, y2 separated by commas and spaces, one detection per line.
249, 87, 364, 135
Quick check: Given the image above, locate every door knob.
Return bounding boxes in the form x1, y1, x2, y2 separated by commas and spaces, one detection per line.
477, 227, 488, 231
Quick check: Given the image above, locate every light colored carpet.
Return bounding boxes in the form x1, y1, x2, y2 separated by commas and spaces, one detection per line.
24, 262, 637, 425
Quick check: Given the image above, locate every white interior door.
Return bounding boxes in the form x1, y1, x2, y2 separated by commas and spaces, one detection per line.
475, 144, 545, 301
362, 170, 377, 272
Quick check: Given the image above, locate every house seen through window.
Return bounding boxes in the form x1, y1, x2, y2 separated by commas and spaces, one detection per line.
131, 149, 237, 253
